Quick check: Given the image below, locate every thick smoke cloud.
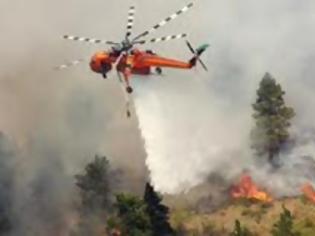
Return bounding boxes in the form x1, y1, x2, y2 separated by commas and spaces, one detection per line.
0, 0, 148, 234
0, 133, 15, 234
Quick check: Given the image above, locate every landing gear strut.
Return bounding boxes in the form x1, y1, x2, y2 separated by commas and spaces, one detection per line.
101, 62, 111, 79
126, 86, 133, 94
117, 71, 132, 118
155, 67, 162, 75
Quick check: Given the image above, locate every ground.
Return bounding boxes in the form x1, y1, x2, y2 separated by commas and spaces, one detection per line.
170, 197, 315, 236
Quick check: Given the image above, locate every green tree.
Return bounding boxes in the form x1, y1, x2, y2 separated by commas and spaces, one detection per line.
75, 155, 112, 212
271, 205, 300, 236
113, 193, 153, 236
230, 220, 252, 236
144, 183, 174, 236
74, 155, 112, 235
251, 73, 295, 163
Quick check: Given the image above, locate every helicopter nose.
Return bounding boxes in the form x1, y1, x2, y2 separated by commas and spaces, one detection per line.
89, 52, 109, 73
89, 58, 100, 73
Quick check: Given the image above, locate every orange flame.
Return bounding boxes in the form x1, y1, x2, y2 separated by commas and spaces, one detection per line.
231, 175, 272, 203
301, 183, 315, 204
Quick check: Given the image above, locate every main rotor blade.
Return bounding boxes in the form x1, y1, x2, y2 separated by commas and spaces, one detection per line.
147, 33, 187, 43
63, 35, 117, 45
132, 2, 193, 41
54, 59, 85, 70
126, 6, 136, 38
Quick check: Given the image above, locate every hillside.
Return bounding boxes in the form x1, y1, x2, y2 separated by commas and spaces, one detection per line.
170, 197, 315, 236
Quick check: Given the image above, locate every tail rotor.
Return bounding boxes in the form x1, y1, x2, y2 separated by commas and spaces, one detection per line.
186, 40, 209, 71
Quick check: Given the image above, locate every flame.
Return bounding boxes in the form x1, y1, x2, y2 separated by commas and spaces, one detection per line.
231, 175, 272, 203
301, 183, 315, 204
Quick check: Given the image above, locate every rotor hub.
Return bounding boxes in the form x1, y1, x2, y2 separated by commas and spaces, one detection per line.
121, 38, 133, 51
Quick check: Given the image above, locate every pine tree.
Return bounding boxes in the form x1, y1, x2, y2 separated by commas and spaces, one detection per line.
75, 155, 111, 213
74, 155, 112, 235
143, 183, 174, 236
271, 205, 300, 236
230, 220, 252, 236
251, 72, 295, 163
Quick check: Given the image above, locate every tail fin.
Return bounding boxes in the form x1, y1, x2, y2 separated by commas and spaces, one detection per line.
187, 41, 209, 70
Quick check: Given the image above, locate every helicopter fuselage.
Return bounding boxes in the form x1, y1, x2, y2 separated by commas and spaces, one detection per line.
90, 49, 151, 76
89, 48, 192, 78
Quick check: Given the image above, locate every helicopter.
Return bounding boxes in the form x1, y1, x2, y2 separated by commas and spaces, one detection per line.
56, 2, 209, 117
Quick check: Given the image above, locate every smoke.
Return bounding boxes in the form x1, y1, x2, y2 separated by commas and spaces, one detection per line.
0, 133, 16, 234
251, 131, 315, 198
0, 0, 148, 235
132, 0, 315, 195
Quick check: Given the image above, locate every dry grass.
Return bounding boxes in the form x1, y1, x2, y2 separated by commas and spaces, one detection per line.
170, 197, 315, 236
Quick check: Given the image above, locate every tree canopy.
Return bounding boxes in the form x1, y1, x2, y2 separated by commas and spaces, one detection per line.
144, 183, 174, 236
113, 193, 153, 236
74, 155, 112, 235
271, 205, 300, 236
75, 155, 112, 213
251, 72, 295, 163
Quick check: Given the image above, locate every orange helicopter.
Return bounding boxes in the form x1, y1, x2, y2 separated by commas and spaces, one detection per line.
56, 2, 209, 116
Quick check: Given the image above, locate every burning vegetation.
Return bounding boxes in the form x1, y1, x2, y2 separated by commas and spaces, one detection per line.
230, 176, 315, 206
301, 183, 315, 204
231, 174, 273, 203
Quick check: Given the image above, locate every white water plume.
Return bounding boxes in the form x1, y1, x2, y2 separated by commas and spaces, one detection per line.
132, 74, 251, 194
